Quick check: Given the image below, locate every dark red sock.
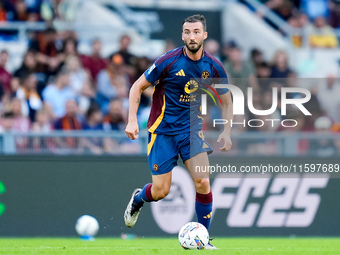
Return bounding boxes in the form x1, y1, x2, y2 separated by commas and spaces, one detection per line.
133, 183, 154, 206
196, 191, 213, 204
145, 183, 154, 201
196, 191, 213, 230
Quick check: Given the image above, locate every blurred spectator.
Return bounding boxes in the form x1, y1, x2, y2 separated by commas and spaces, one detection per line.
332, 120, 340, 132
40, 0, 75, 22
103, 99, 126, 131
96, 53, 129, 114
53, 99, 81, 130
40, 0, 56, 21
299, 86, 323, 131
281, 110, 307, 133
257, 0, 284, 16
82, 103, 115, 154
11, 49, 42, 96
221, 40, 237, 63
286, 71, 298, 88
256, 0, 296, 32
31, 108, 52, 133
10, 97, 30, 132
308, 16, 338, 48
22, 0, 42, 14
42, 68, 75, 119
15, 73, 42, 121
0, 0, 17, 21
245, 90, 275, 132
59, 36, 78, 63
204, 39, 221, 61
274, 0, 295, 21
10, 97, 30, 150
115, 34, 136, 80
134, 57, 151, 80
82, 103, 103, 131
53, 99, 81, 150
0, 50, 12, 96
31, 107, 53, 152
270, 50, 293, 79
81, 103, 104, 154
330, 78, 340, 133
223, 45, 259, 94
0, 111, 14, 132
12, 49, 37, 81
261, 90, 282, 123
116, 34, 135, 66
288, 13, 310, 47
309, 116, 337, 157
15, 0, 28, 21
330, 0, 340, 28
29, 27, 62, 77
65, 55, 94, 114
80, 38, 108, 82
317, 75, 340, 122
278, 110, 311, 154
256, 62, 272, 93
256, 60, 271, 75
250, 48, 265, 66
133, 57, 152, 110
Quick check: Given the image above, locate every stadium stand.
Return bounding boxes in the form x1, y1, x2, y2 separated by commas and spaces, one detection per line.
0, 0, 338, 156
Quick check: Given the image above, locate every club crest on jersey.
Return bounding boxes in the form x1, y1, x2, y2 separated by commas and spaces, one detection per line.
201, 71, 210, 79
153, 164, 159, 171
185, 80, 198, 94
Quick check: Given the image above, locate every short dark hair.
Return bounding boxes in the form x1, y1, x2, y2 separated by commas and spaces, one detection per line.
86, 102, 101, 119
44, 27, 56, 34
256, 61, 270, 69
2, 111, 14, 119
182, 14, 207, 31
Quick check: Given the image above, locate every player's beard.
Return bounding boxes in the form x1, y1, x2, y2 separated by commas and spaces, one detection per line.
185, 40, 203, 54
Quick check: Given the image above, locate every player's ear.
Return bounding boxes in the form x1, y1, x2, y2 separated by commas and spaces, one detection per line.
204, 32, 208, 40
182, 33, 184, 41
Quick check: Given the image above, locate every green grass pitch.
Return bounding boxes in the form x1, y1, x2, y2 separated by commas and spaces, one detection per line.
0, 238, 340, 254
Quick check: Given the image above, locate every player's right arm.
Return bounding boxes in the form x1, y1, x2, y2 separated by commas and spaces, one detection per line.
125, 74, 152, 140
126, 49, 172, 139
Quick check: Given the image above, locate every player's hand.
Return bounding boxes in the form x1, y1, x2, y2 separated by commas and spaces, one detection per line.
217, 132, 232, 151
125, 121, 139, 140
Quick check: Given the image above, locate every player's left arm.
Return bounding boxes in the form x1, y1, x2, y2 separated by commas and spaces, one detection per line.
217, 91, 233, 151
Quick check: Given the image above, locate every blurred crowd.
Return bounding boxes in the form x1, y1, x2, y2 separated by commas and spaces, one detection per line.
0, 29, 156, 153
205, 38, 340, 156
247, 0, 340, 48
206, 38, 339, 127
0, 0, 338, 155
0, 0, 74, 24
0, 30, 339, 135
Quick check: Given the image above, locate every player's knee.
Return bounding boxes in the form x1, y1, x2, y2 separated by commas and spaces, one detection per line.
153, 189, 169, 200
156, 189, 169, 200
152, 185, 170, 201
194, 178, 210, 193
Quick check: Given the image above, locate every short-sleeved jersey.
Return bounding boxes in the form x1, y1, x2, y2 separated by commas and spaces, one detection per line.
144, 46, 229, 135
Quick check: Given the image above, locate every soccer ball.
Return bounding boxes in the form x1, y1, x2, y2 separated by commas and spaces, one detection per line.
75, 215, 99, 239
178, 222, 209, 250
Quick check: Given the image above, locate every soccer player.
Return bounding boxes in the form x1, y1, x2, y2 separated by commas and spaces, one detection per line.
124, 14, 233, 250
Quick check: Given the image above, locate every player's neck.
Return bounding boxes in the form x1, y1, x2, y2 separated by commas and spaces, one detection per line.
184, 46, 203, 61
